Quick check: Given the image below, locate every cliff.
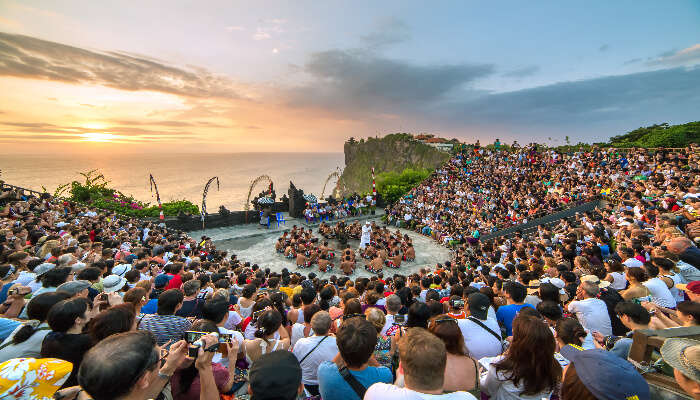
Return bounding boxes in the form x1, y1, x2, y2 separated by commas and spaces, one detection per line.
340, 133, 450, 195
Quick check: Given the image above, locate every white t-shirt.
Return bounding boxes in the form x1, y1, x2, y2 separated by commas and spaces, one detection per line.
610, 271, 627, 290
290, 323, 308, 348
457, 317, 503, 360
643, 278, 677, 308
479, 355, 554, 400
292, 335, 338, 385
623, 258, 643, 268
567, 298, 612, 336
365, 383, 476, 400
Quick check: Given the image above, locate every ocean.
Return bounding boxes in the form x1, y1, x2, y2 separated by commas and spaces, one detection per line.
0, 153, 344, 211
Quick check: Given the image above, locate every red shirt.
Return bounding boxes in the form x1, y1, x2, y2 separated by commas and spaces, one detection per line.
165, 273, 183, 290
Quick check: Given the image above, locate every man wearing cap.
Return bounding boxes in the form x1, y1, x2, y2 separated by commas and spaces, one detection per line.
458, 293, 503, 360
56, 280, 91, 298
661, 338, 700, 399
566, 277, 613, 336
248, 349, 303, 400
679, 281, 700, 303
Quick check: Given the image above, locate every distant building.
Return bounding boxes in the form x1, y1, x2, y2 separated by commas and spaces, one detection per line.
423, 137, 454, 152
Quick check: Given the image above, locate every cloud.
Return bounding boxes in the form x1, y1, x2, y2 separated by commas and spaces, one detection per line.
225, 26, 245, 32
501, 65, 539, 78
287, 49, 494, 114
252, 28, 271, 40
623, 58, 642, 65
360, 17, 411, 50
647, 44, 700, 66
0, 32, 244, 99
438, 66, 700, 140
599, 44, 609, 52
0, 120, 199, 139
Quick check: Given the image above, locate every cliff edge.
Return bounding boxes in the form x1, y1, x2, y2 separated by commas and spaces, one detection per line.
340, 133, 450, 195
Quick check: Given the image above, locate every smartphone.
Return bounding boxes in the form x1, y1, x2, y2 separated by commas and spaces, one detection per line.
218, 333, 233, 355
450, 299, 465, 309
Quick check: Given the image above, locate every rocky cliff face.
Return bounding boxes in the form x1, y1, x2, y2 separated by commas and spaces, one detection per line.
340, 133, 450, 195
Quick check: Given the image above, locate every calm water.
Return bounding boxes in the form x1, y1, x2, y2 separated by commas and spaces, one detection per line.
0, 153, 344, 211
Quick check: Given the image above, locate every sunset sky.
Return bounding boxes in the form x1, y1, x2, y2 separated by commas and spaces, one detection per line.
0, 0, 699, 154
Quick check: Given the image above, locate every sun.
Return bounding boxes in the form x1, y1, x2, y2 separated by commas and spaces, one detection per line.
80, 132, 119, 142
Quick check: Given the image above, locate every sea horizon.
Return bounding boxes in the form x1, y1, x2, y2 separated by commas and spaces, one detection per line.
1, 152, 345, 212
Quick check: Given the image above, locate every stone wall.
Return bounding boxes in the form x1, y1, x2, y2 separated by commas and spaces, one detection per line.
165, 202, 287, 231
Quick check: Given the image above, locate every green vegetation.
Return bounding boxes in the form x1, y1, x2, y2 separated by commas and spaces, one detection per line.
46, 170, 199, 218
603, 122, 700, 148
340, 133, 449, 195
376, 168, 432, 203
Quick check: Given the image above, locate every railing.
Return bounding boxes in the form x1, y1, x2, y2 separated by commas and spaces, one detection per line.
480, 197, 606, 241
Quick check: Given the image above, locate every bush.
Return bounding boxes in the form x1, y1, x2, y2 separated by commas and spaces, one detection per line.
376, 167, 432, 204
54, 170, 199, 218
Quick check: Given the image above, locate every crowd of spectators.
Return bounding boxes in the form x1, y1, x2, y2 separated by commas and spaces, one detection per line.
0, 142, 700, 400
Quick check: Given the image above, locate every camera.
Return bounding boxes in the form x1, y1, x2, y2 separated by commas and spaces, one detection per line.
185, 331, 219, 358
393, 314, 406, 326
450, 299, 465, 309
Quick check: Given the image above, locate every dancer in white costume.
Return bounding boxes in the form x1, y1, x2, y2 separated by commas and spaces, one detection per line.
360, 221, 372, 249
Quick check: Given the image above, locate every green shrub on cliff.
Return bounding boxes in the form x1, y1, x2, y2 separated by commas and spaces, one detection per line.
604, 122, 699, 148
376, 167, 432, 203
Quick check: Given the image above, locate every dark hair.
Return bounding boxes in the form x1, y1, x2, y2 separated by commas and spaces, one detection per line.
626, 267, 647, 283
88, 304, 136, 343
536, 301, 563, 322
343, 299, 362, 316
303, 303, 321, 324
242, 283, 256, 298
429, 315, 467, 355
337, 317, 378, 368
504, 282, 527, 303
615, 301, 651, 325
201, 298, 229, 324
494, 315, 561, 396
47, 297, 91, 333
407, 302, 431, 329
538, 283, 561, 303
555, 318, 587, 347
157, 289, 184, 315
42, 266, 72, 288
677, 301, 700, 324
12, 292, 71, 344
77, 267, 102, 282
301, 286, 316, 305
254, 309, 282, 338
319, 286, 333, 311
78, 331, 158, 400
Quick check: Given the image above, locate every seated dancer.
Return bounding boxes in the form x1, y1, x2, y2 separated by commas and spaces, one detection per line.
296, 252, 309, 268
275, 238, 285, 253
404, 243, 415, 261
364, 254, 384, 274
342, 246, 356, 263
318, 258, 334, 273
388, 250, 402, 269
320, 241, 335, 259
340, 256, 355, 276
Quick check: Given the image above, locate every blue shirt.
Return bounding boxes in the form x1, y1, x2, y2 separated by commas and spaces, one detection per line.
141, 299, 158, 314
0, 318, 22, 342
317, 361, 392, 400
0, 283, 11, 304
496, 303, 535, 336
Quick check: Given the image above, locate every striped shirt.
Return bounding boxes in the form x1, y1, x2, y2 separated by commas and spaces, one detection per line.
138, 314, 192, 345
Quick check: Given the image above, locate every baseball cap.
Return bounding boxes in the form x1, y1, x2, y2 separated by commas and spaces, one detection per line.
560, 348, 650, 400
677, 281, 700, 295
249, 350, 301, 400
102, 274, 126, 293
660, 338, 700, 383
467, 292, 490, 320
580, 274, 611, 289
154, 274, 170, 288
57, 280, 91, 296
